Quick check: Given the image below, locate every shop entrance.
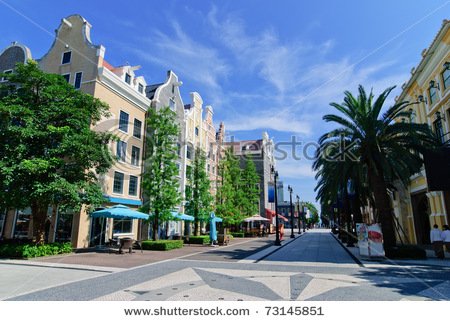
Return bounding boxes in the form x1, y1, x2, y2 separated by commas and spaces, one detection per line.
411, 192, 431, 245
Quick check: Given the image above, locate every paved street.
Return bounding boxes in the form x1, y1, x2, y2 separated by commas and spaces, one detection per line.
2, 230, 450, 301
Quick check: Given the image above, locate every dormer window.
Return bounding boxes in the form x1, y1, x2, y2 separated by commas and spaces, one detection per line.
138, 83, 144, 94
62, 51, 72, 64
125, 73, 131, 84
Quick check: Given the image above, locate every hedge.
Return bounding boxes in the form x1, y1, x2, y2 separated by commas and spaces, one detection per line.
0, 242, 73, 259
141, 240, 184, 251
229, 232, 245, 238
184, 235, 210, 244
385, 245, 427, 259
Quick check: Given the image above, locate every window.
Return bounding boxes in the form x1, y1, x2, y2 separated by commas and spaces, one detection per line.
116, 141, 127, 162
138, 83, 144, 94
171, 84, 175, 93
113, 219, 132, 234
177, 143, 181, 157
14, 208, 32, 239
62, 51, 72, 64
176, 163, 181, 176
1, 69, 12, 82
212, 166, 215, 174
133, 119, 142, 138
186, 145, 193, 159
131, 146, 140, 166
169, 98, 176, 111
113, 172, 124, 194
119, 111, 129, 132
129, 175, 138, 196
55, 209, 74, 242
74, 72, 82, 89
434, 119, 444, 144
62, 74, 70, 83
443, 68, 450, 90
125, 73, 131, 84
195, 127, 199, 136
186, 165, 192, 179
207, 164, 211, 172
429, 86, 438, 104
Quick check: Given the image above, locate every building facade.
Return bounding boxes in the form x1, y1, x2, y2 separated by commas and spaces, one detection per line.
225, 132, 275, 218
394, 19, 450, 245
1, 15, 151, 247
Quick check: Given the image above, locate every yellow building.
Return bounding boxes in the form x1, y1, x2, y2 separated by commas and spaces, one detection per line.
394, 19, 450, 245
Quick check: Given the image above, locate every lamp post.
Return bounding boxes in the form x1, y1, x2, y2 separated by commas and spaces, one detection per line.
346, 179, 356, 247
302, 206, 307, 232
288, 185, 295, 238
271, 165, 281, 246
296, 195, 301, 235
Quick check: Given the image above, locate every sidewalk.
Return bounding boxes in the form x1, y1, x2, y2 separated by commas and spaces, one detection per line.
331, 232, 450, 268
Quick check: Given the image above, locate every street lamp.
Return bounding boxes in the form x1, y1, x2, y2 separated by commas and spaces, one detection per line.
288, 185, 295, 239
271, 165, 281, 246
296, 195, 301, 235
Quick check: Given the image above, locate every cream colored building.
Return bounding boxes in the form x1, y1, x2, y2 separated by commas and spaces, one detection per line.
184, 93, 221, 200
1, 15, 151, 248
394, 19, 450, 245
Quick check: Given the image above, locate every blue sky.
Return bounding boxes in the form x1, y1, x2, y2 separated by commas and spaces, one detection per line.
1, 0, 449, 209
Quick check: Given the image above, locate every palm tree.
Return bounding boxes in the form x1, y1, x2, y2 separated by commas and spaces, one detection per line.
315, 85, 436, 248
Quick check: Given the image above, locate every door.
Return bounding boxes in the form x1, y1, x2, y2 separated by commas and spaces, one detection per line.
411, 192, 431, 245
90, 217, 106, 246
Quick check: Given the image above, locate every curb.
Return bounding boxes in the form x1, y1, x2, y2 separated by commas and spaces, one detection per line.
330, 232, 365, 267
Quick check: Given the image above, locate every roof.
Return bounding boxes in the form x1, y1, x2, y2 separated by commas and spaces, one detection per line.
398, 19, 450, 101
102, 60, 115, 71
145, 83, 163, 99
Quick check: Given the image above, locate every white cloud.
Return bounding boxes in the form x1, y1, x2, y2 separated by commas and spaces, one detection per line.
131, 21, 230, 91
276, 159, 316, 179
225, 112, 312, 136
207, 7, 331, 96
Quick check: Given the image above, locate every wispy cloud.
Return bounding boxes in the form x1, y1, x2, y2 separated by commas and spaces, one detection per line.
131, 21, 230, 91
226, 112, 312, 136
207, 7, 332, 96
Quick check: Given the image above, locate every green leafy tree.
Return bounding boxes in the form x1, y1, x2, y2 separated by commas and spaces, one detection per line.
241, 158, 260, 217
141, 107, 180, 240
0, 62, 114, 244
185, 147, 213, 236
216, 148, 245, 226
315, 85, 436, 248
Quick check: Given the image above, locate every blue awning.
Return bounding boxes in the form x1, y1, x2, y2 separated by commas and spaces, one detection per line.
91, 205, 149, 220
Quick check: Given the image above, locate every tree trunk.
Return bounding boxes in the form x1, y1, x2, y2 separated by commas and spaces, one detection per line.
368, 166, 396, 248
152, 210, 159, 241
31, 201, 48, 245
194, 220, 200, 236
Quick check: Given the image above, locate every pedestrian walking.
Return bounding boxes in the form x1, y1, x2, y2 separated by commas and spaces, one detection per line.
442, 225, 450, 253
430, 224, 444, 259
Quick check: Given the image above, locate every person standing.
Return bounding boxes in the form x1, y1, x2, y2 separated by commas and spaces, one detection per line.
430, 224, 444, 259
442, 225, 450, 254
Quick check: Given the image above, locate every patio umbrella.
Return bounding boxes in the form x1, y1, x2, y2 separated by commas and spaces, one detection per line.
243, 214, 270, 222
170, 211, 195, 221
91, 205, 149, 220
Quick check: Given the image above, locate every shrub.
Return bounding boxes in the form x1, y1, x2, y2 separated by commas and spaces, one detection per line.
184, 235, 210, 244
0, 242, 73, 258
141, 240, 184, 251
229, 232, 245, 238
385, 245, 427, 259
